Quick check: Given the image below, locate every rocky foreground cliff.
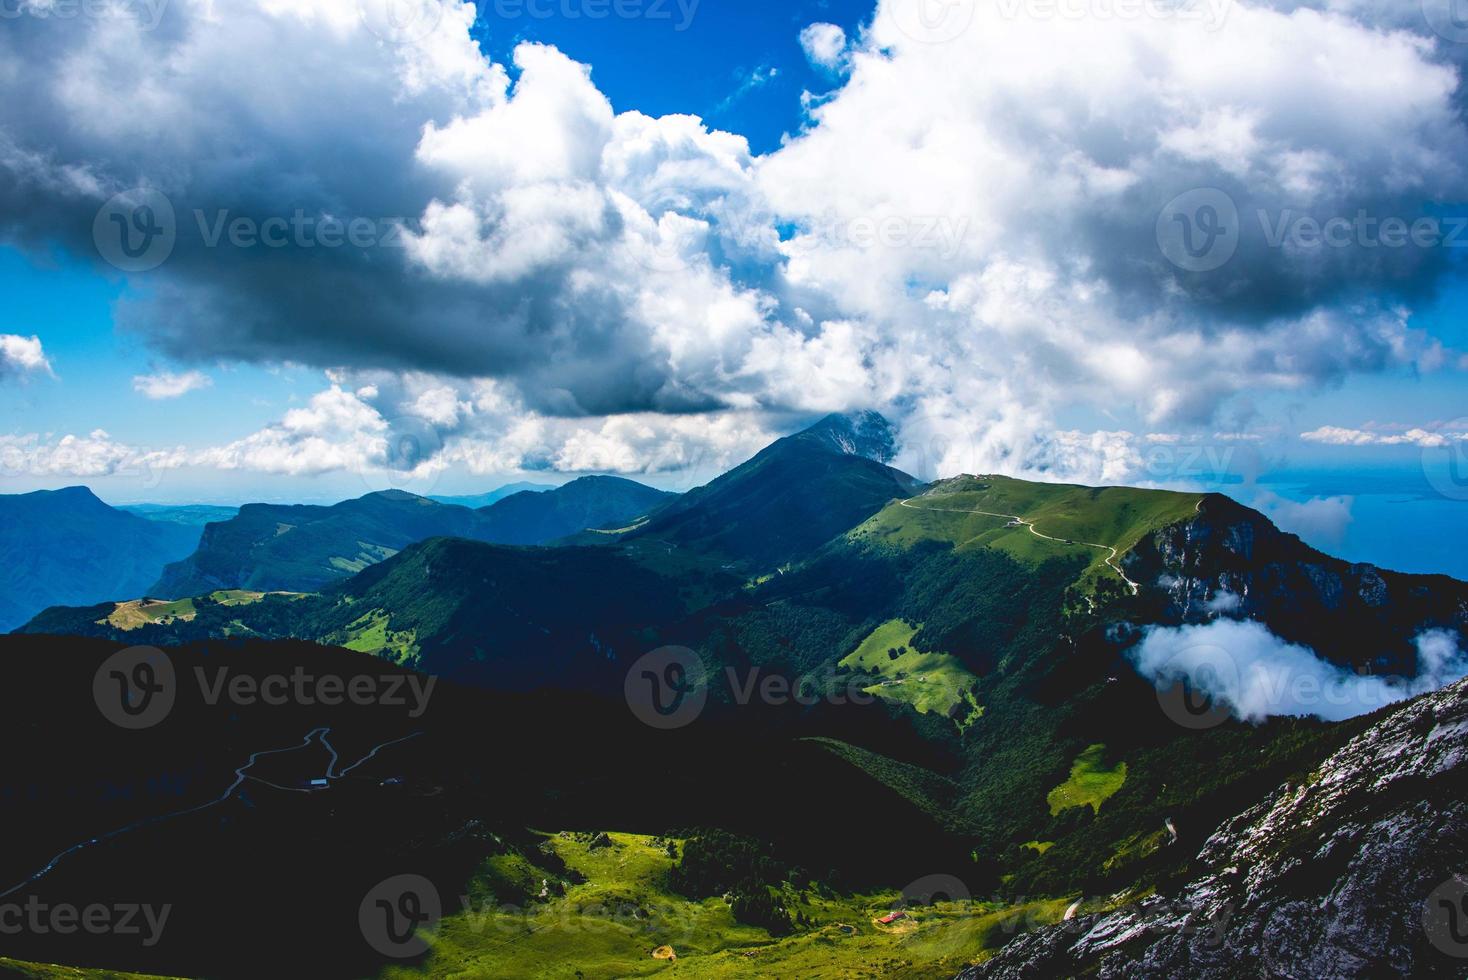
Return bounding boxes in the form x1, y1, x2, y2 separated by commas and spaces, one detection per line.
958, 674, 1468, 979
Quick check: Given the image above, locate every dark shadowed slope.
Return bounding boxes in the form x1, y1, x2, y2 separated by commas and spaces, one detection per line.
474, 475, 672, 545
0, 487, 201, 632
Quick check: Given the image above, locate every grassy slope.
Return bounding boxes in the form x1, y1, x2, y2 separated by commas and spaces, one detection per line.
98, 597, 198, 630
1046, 744, 1127, 816
329, 609, 420, 665
848, 475, 1201, 590
95, 591, 278, 631
837, 619, 983, 725
381, 832, 1070, 980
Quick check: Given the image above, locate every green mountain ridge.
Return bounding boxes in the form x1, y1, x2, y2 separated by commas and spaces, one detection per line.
609, 411, 925, 572
10, 414, 1468, 979
147, 476, 673, 598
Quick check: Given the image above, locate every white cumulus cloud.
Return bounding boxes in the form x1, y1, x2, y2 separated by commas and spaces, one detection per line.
132, 370, 212, 399
799, 23, 848, 71
0, 430, 187, 477
0, 334, 52, 380
1130, 619, 1468, 723
0, 0, 1464, 481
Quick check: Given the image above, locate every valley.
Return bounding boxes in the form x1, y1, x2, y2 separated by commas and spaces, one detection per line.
4, 414, 1467, 979
5, 3, 1460, 975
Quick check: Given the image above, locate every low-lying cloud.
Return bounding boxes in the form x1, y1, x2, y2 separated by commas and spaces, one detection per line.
1129, 618, 1468, 722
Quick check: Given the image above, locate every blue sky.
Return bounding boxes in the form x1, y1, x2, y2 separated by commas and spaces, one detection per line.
1, 0, 1466, 577
469, 0, 874, 150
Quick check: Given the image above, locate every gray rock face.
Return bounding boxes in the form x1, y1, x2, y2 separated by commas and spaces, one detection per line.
957, 676, 1468, 979
800, 410, 899, 464
1127, 495, 1468, 676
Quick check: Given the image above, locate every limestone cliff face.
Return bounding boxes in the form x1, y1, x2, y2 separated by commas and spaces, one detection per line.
1124, 494, 1468, 675
957, 675, 1468, 979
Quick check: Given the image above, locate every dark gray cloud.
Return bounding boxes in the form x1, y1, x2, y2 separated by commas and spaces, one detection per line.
0, 0, 1464, 482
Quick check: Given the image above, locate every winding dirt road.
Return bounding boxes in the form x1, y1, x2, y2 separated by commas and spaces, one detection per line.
897, 498, 1141, 594
0, 727, 421, 900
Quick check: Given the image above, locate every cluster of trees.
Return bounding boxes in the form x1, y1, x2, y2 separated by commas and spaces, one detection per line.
669, 828, 788, 898
670, 828, 796, 934
729, 885, 794, 936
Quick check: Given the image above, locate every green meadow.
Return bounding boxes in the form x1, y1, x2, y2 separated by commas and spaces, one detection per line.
1046, 744, 1128, 816
838, 620, 983, 728
846, 476, 1202, 592
381, 832, 1072, 980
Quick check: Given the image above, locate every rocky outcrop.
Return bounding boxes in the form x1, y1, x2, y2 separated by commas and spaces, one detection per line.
1127, 494, 1468, 675
957, 675, 1468, 979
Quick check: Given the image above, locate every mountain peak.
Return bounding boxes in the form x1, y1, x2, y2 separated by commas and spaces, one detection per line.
797, 411, 897, 464
360, 489, 429, 504
25, 485, 110, 510
48, 485, 103, 500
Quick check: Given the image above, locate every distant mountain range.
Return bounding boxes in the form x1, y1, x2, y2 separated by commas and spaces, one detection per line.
0, 477, 670, 631
429, 481, 555, 508
0, 487, 202, 633
119, 503, 241, 527
9, 413, 1468, 979
147, 475, 672, 598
